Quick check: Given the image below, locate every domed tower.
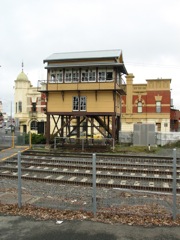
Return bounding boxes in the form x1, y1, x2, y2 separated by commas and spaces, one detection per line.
14, 64, 31, 132
14, 63, 47, 134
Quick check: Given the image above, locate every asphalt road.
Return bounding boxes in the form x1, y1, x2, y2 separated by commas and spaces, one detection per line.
0, 215, 180, 240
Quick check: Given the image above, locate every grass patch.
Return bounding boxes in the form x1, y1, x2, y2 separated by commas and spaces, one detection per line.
114, 144, 159, 154
161, 140, 180, 149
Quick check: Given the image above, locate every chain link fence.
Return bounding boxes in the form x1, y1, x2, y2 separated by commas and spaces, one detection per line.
0, 130, 26, 148
0, 151, 179, 222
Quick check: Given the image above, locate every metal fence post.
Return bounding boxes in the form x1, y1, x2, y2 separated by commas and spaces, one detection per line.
92, 153, 97, 217
18, 151, 22, 208
172, 148, 177, 220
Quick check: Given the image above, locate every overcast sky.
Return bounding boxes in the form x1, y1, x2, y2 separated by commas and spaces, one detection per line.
0, 0, 179, 115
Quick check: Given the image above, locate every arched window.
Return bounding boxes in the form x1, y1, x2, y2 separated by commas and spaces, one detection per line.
30, 121, 38, 130
137, 101, 142, 113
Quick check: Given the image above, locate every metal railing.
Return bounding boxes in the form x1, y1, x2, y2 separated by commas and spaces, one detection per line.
0, 150, 179, 222
53, 136, 115, 151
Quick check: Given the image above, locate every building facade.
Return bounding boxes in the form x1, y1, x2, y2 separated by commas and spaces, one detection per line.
14, 69, 47, 133
38, 49, 128, 144
121, 74, 171, 132
170, 108, 180, 131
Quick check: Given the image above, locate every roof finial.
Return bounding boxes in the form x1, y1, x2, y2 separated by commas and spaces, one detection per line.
22, 61, 24, 72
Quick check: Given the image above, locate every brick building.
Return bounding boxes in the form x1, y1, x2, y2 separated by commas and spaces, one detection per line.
170, 108, 180, 131
121, 74, 171, 132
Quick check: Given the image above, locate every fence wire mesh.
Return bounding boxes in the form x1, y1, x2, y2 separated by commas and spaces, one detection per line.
0, 152, 179, 221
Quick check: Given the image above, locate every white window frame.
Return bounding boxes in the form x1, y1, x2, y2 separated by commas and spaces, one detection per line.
56, 70, 63, 83
65, 70, 72, 83
80, 96, 86, 111
98, 70, 106, 82
72, 70, 79, 83
81, 69, 88, 82
88, 70, 96, 82
73, 96, 79, 111
156, 101, 161, 113
72, 96, 86, 111
50, 74, 55, 82
137, 101, 142, 113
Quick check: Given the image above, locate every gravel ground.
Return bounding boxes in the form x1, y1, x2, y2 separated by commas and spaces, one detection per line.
0, 147, 180, 226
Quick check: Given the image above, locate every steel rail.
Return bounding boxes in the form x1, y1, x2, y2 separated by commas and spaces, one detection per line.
22, 150, 180, 161
0, 163, 178, 176
0, 166, 179, 182
0, 173, 179, 193
8, 156, 180, 167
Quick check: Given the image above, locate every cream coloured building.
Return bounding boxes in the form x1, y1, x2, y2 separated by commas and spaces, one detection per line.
14, 69, 47, 133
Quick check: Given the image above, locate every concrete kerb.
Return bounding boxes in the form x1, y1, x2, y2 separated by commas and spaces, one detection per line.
0, 146, 29, 162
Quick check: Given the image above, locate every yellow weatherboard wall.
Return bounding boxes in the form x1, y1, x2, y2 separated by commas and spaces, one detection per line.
48, 91, 114, 112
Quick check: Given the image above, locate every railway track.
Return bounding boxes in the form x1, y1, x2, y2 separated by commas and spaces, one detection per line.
0, 150, 180, 193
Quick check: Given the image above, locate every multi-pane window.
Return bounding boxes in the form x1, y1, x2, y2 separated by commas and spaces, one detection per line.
50, 74, 55, 82
30, 121, 38, 130
19, 101, 22, 112
98, 71, 106, 82
81, 70, 88, 82
80, 96, 86, 111
73, 96, 79, 111
57, 71, 63, 83
73, 96, 86, 111
137, 102, 142, 113
48, 68, 114, 83
72, 70, 79, 82
98, 69, 113, 82
88, 70, 96, 82
81, 69, 96, 82
65, 70, 72, 82
156, 101, 161, 113
49, 70, 63, 83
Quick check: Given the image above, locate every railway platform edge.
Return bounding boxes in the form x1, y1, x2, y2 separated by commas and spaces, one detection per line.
0, 146, 29, 162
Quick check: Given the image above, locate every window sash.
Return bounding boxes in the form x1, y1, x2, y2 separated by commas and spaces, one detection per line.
19, 101, 22, 112
137, 102, 142, 113
31, 121, 38, 130
81, 71, 88, 82
65, 71, 72, 83
73, 97, 79, 111
98, 71, 106, 82
80, 96, 86, 111
156, 101, 161, 113
57, 73, 63, 83
72, 71, 79, 82
89, 71, 96, 82
73, 96, 86, 111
